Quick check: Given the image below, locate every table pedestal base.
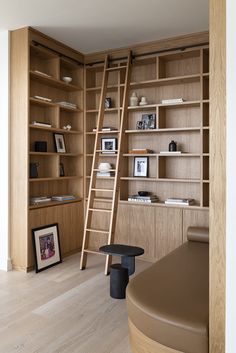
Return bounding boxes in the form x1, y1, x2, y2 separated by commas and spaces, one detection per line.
121, 256, 135, 275
110, 264, 129, 299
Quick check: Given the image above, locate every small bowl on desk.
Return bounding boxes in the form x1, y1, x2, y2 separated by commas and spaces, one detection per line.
62, 76, 72, 84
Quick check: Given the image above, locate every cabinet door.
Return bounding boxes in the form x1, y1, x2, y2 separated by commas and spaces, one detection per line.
154, 208, 183, 261
128, 205, 156, 262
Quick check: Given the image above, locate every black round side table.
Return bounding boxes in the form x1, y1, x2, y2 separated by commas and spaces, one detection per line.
99, 244, 144, 299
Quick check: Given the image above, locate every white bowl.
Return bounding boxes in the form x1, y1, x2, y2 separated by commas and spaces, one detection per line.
98, 162, 112, 172
62, 76, 72, 84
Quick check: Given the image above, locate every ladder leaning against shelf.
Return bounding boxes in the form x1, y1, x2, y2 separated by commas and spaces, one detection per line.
80, 51, 132, 275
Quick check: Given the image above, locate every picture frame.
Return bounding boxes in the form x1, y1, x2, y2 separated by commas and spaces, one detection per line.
54, 133, 66, 153
59, 163, 65, 177
133, 157, 149, 177
101, 138, 117, 154
32, 223, 62, 273
105, 97, 112, 109
138, 114, 156, 130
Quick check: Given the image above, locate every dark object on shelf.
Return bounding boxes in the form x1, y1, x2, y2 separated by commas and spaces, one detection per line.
141, 114, 156, 129
35, 141, 47, 152
138, 191, 149, 197
110, 264, 129, 299
105, 97, 112, 109
32, 223, 62, 273
136, 121, 143, 130
99, 244, 144, 299
59, 163, 65, 177
29, 163, 39, 178
169, 140, 177, 152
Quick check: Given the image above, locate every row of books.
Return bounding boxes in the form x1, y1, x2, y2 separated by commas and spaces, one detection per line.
128, 196, 194, 206
32, 96, 78, 109
30, 195, 76, 205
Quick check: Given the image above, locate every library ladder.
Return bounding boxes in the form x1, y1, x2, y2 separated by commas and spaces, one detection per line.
80, 52, 132, 275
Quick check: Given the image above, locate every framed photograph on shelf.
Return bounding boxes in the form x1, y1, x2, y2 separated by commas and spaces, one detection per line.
141, 114, 156, 130
59, 163, 65, 177
105, 97, 112, 109
133, 157, 149, 177
32, 223, 62, 273
101, 138, 117, 154
54, 133, 66, 153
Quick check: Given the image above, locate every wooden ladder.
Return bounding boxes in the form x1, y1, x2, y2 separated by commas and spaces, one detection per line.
80, 52, 132, 275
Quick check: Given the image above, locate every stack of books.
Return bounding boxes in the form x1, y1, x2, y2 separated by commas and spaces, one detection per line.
51, 195, 76, 202
33, 95, 52, 102
161, 98, 185, 104
34, 70, 52, 77
32, 121, 52, 128
58, 101, 77, 110
97, 171, 115, 177
93, 127, 117, 132
129, 149, 154, 154
30, 196, 52, 205
160, 151, 182, 155
165, 198, 194, 206
128, 195, 159, 203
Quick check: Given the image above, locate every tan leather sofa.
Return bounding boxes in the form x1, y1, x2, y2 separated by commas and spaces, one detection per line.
127, 227, 209, 353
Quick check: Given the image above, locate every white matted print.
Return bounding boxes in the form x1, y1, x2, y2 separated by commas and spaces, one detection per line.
133, 157, 149, 177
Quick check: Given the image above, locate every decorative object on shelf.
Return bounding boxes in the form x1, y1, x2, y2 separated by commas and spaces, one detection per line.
98, 162, 112, 172
101, 137, 117, 154
63, 124, 72, 131
169, 140, 177, 152
34, 70, 52, 78
128, 194, 159, 203
161, 98, 185, 104
165, 198, 195, 206
133, 157, 149, 177
51, 195, 76, 201
30, 196, 52, 205
130, 92, 139, 107
62, 76, 72, 84
54, 133, 66, 153
30, 162, 39, 178
129, 149, 153, 154
32, 223, 62, 273
59, 163, 65, 177
35, 141, 47, 152
138, 191, 149, 197
105, 98, 112, 109
139, 96, 148, 106
32, 121, 52, 128
136, 121, 143, 130
33, 95, 52, 102
141, 114, 156, 129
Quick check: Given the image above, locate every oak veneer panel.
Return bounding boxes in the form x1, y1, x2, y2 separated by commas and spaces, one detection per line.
182, 209, 209, 242
154, 208, 183, 261
210, 0, 226, 351
28, 201, 83, 269
114, 204, 130, 245
10, 28, 29, 270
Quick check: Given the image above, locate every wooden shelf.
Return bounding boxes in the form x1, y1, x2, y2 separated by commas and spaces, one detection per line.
29, 198, 82, 210
30, 97, 82, 112
30, 71, 83, 91
86, 107, 122, 113
120, 200, 207, 210
86, 84, 125, 92
130, 74, 200, 89
29, 124, 82, 134
29, 176, 82, 182
29, 152, 82, 157
86, 130, 120, 135
128, 100, 201, 111
123, 153, 201, 157
120, 177, 201, 183
125, 127, 201, 134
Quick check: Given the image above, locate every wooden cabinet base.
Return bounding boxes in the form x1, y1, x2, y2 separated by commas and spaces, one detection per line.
128, 319, 184, 353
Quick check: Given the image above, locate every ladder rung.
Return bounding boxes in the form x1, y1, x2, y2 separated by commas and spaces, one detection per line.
89, 208, 112, 213
86, 228, 109, 234
91, 188, 114, 192
84, 249, 106, 255
106, 65, 127, 72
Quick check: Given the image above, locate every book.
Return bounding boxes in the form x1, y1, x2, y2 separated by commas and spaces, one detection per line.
160, 151, 182, 154
129, 149, 154, 154
161, 98, 185, 104
30, 196, 52, 204
97, 172, 115, 177
58, 101, 77, 109
102, 127, 117, 131
34, 70, 51, 77
34, 95, 52, 102
51, 195, 76, 201
165, 198, 194, 206
32, 121, 52, 128
128, 197, 159, 203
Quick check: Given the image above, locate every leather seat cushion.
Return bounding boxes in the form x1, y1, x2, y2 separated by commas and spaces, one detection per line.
126, 241, 209, 353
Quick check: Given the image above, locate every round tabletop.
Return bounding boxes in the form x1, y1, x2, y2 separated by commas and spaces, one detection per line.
99, 244, 144, 257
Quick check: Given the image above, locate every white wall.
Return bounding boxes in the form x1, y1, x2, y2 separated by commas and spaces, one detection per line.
0, 31, 11, 271
226, 0, 236, 351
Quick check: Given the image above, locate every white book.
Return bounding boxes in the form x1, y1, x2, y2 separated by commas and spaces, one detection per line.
30, 197, 52, 204
34, 95, 52, 102
32, 121, 52, 127
160, 151, 182, 154
34, 70, 51, 77
161, 98, 185, 104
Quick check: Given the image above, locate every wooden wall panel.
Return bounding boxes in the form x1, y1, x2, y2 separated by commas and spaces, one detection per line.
210, 0, 226, 351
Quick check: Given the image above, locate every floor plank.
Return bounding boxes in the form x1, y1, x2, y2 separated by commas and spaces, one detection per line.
0, 253, 150, 353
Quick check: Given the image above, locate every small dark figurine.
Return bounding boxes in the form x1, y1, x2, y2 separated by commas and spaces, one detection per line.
169, 140, 177, 152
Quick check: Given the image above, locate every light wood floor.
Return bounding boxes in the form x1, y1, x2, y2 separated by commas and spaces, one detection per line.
0, 253, 150, 353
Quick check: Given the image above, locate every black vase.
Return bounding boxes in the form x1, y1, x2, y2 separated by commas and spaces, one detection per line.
169, 140, 177, 152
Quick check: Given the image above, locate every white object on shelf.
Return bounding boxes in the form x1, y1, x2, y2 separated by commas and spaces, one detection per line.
34, 70, 52, 77
62, 76, 72, 84
160, 151, 182, 154
161, 98, 185, 104
139, 96, 148, 106
130, 92, 139, 106
34, 95, 52, 102
98, 162, 112, 172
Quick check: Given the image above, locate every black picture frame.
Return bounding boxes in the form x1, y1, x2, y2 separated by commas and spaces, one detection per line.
32, 223, 62, 273
54, 133, 66, 153
133, 157, 149, 177
101, 137, 117, 154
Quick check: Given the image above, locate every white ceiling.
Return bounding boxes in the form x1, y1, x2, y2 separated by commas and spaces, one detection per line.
0, 0, 209, 53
